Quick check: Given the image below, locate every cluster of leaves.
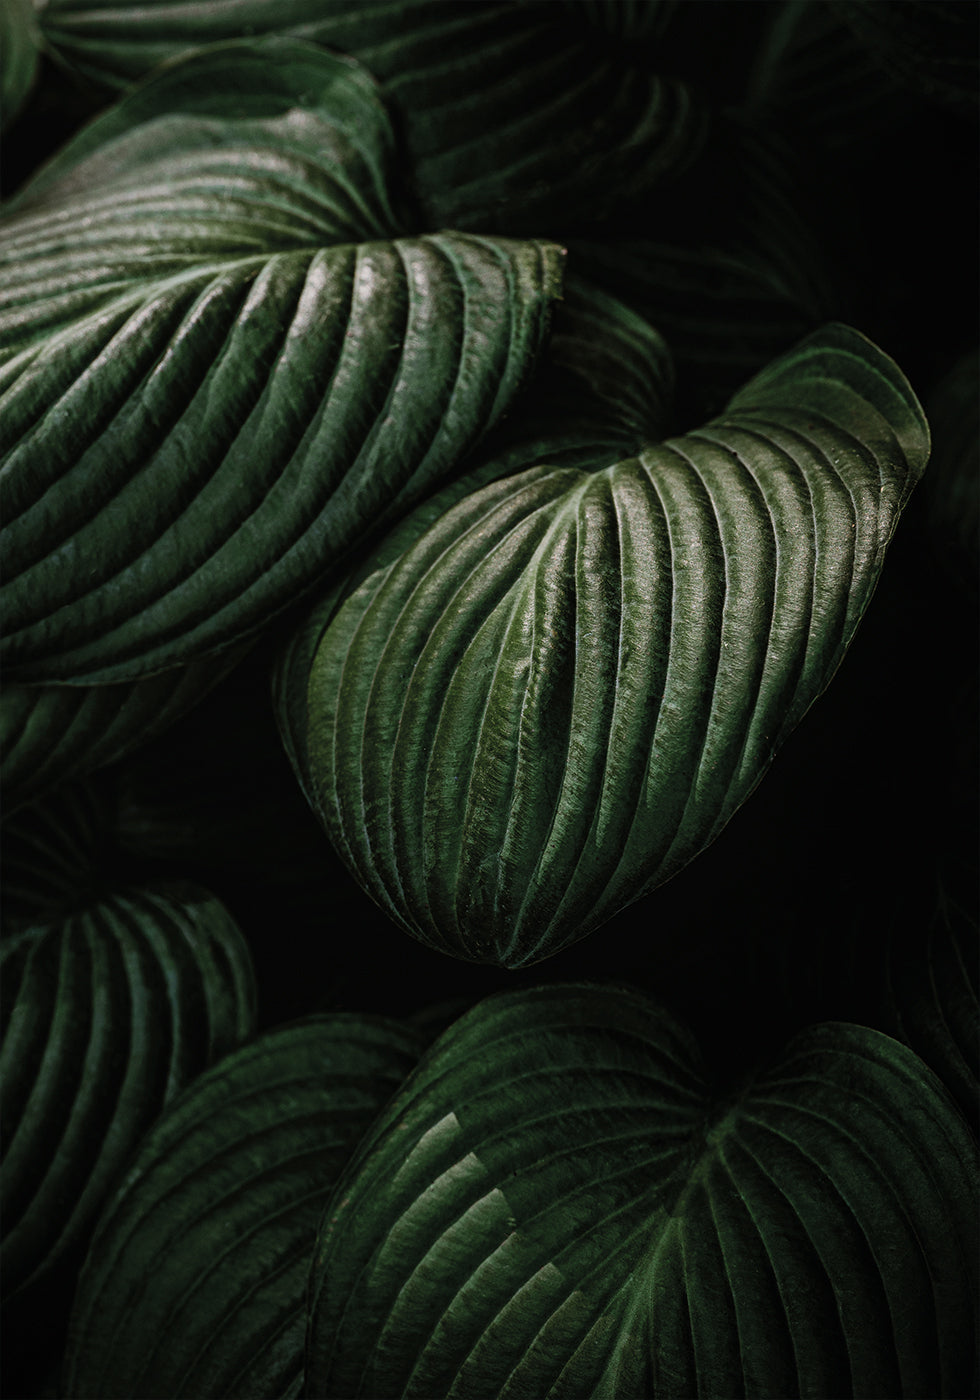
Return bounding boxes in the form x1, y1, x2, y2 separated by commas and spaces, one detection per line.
1, 2, 977, 1398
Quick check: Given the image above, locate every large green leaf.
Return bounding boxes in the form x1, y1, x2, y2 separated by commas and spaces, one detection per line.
35, 1, 707, 233
0, 38, 565, 684
0, 880, 256, 1301
305, 983, 979, 1399
283, 323, 928, 966
64, 1014, 424, 1399
1, 647, 249, 815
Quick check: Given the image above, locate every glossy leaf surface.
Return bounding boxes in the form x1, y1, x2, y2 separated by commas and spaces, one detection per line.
0, 883, 256, 1300
306, 983, 978, 1399
289, 324, 929, 965
0, 39, 565, 683
65, 1015, 423, 1399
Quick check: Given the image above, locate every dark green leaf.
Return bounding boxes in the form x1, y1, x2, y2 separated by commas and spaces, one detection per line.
0, 39, 565, 683
1, 647, 248, 815
35, 1, 708, 234
283, 324, 928, 966
306, 983, 979, 1399
0, 882, 256, 1301
0, 0, 40, 130
64, 1014, 423, 1399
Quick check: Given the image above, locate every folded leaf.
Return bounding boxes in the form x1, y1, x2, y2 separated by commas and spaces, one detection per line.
0, 882, 256, 1301
286, 323, 928, 966
306, 983, 979, 1399
64, 1014, 424, 1399
0, 39, 565, 683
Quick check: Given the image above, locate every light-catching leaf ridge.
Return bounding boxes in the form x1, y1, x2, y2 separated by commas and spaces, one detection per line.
299, 323, 929, 966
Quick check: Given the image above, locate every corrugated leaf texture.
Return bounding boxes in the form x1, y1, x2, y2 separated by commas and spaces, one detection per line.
35, 0, 707, 233
305, 983, 979, 1399
286, 323, 929, 966
64, 1015, 424, 1399
0, 881, 257, 1300
0, 38, 565, 684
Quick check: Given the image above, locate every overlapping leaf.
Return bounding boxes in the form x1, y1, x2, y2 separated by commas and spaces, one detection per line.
284, 323, 929, 966
64, 1014, 424, 1399
0, 881, 256, 1300
1, 647, 248, 815
305, 983, 978, 1399
0, 38, 565, 684
35, 1, 707, 233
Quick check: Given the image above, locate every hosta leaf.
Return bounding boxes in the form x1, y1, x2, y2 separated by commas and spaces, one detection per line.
286, 323, 928, 966
306, 983, 979, 1399
1, 0, 40, 130
833, 0, 979, 109
64, 1014, 424, 1400
0, 39, 565, 684
882, 908, 979, 1132
274, 272, 674, 822
1, 647, 249, 815
35, 1, 707, 234
0, 882, 256, 1300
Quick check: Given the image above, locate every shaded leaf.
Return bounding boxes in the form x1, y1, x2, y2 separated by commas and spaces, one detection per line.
306, 982, 979, 1399
833, 0, 979, 109
35, 1, 708, 234
0, 882, 256, 1301
284, 324, 928, 966
0, 38, 565, 683
64, 1014, 423, 1399
1, 0, 40, 130
1, 646, 248, 816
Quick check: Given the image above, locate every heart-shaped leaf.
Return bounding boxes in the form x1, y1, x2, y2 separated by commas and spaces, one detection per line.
35, 1, 707, 234
1, 880, 256, 1301
64, 1014, 424, 1399
305, 983, 979, 1399
283, 323, 928, 966
0, 39, 565, 684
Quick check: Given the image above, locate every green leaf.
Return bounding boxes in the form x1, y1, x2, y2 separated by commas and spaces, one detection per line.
1, 647, 248, 816
63, 1014, 424, 1399
305, 983, 979, 1399
0, 881, 256, 1301
284, 323, 928, 967
0, 38, 565, 683
35, 1, 708, 233
1, 0, 40, 130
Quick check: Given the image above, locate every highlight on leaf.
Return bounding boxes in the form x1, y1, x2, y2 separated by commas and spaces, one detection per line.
0, 38, 565, 685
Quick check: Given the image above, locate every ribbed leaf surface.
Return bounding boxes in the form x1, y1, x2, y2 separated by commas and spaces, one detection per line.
0, 39, 565, 683
1, 648, 247, 815
306, 983, 979, 1399
36, 1, 707, 233
0, 883, 257, 1300
290, 324, 928, 966
64, 1015, 424, 1399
